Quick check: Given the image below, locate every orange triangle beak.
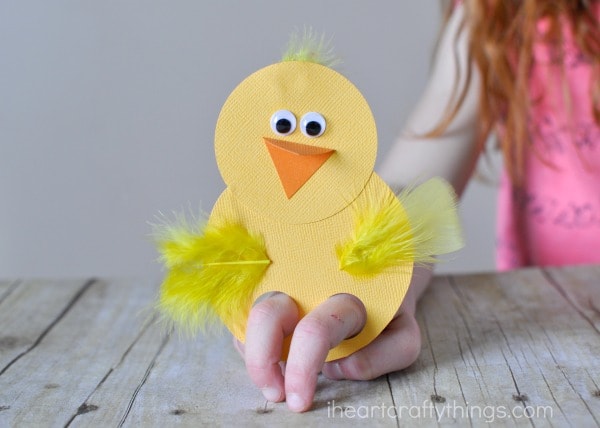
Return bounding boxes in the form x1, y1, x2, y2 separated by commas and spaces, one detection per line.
264, 137, 335, 199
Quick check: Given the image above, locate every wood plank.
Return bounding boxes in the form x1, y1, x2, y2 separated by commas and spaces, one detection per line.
0, 277, 160, 427
479, 268, 600, 426
0, 278, 91, 371
389, 268, 600, 426
0, 277, 396, 427
543, 264, 600, 333
540, 265, 600, 424
65, 318, 168, 427
113, 330, 397, 426
390, 274, 532, 428
1, 266, 599, 425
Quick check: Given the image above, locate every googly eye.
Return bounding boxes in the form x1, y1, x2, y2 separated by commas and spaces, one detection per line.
300, 112, 326, 137
270, 110, 296, 136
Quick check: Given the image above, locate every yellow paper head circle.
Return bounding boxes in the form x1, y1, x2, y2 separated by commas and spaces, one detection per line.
215, 61, 377, 224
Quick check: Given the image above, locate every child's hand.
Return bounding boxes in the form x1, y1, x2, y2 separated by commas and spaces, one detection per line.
233, 267, 430, 412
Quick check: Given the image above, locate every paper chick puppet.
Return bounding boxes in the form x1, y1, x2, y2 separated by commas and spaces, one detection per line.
154, 33, 464, 361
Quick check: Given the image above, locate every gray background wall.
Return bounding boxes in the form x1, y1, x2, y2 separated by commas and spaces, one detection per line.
0, 1, 498, 278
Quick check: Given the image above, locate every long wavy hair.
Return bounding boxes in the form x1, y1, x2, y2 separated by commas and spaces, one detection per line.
434, 0, 600, 185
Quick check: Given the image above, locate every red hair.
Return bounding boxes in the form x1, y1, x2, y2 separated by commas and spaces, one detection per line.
434, 0, 600, 185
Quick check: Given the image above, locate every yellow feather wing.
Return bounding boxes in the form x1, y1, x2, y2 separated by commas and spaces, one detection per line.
398, 178, 464, 258
154, 215, 270, 334
337, 178, 464, 276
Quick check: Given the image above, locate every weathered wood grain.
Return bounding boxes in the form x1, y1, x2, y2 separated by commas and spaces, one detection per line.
0, 278, 159, 427
543, 265, 600, 333
67, 321, 396, 427
0, 279, 91, 372
114, 330, 395, 427
388, 268, 600, 427
0, 267, 599, 427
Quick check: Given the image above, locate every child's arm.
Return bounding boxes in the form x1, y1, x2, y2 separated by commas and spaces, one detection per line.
238, 3, 482, 413
379, 2, 481, 198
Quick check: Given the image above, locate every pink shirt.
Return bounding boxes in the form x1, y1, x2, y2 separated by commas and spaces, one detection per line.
496, 11, 600, 270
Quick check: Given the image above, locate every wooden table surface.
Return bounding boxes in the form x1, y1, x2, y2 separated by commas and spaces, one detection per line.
1, 265, 599, 427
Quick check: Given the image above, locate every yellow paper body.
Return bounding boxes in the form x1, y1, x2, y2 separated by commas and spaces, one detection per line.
210, 173, 412, 362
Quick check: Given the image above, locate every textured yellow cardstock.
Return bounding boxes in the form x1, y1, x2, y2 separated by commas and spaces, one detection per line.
215, 62, 377, 224
212, 61, 412, 361
212, 175, 412, 361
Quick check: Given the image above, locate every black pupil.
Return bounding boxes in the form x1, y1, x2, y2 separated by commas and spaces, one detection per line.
276, 118, 292, 134
306, 121, 321, 136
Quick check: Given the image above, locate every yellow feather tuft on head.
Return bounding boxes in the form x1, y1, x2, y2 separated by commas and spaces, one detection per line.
153, 215, 271, 335
281, 27, 340, 68
337, 178, 464, 276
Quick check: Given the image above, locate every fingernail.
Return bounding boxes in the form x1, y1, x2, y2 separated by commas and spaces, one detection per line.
262, 387, 281, 402
286, 393, 305, 412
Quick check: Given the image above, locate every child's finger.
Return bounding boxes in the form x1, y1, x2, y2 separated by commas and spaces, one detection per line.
322, 310, 421, 380
244, 292, 299, 403
284, 293, 366, 412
